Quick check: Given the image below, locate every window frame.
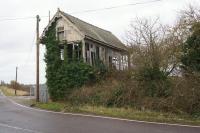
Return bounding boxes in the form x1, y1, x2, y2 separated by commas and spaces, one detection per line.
57, 26, 65, 41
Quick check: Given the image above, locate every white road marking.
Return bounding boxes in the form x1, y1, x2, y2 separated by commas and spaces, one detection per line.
2, 91, 200, 129
0, 122, 43, 133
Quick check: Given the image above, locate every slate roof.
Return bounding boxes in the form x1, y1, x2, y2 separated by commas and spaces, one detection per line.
61, 12, 127, 51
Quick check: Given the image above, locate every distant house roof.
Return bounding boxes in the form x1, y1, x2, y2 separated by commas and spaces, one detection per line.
42, 9, 127, 51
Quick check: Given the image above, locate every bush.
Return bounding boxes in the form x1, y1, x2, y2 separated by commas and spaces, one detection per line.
67, 70, 200, 118
48, 62, 95, 101
135, 67, 171, 97
68, 71, 140, 107
171, 75, 200, 116
181, 22, 200, 73
106, 84, 126, 107
62, 62, 94, 88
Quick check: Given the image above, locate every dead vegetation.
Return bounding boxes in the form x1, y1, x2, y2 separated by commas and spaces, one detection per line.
67, 5, 200, 118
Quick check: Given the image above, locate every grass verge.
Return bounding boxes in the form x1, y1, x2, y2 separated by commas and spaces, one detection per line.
1, 86, 199, 126
32, 102, 200, 126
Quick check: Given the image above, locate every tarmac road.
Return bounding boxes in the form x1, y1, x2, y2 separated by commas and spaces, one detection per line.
0, 92, 199, 133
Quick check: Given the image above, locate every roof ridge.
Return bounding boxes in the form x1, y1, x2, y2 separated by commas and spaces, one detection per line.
57, 10, 127, 51
61, 11, 112, 34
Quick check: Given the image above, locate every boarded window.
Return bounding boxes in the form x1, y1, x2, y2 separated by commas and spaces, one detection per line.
58, 31, 65, 41
57, 26, 65, 41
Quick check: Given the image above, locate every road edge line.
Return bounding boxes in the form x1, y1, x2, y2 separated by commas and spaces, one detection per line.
4, 94, 200, 128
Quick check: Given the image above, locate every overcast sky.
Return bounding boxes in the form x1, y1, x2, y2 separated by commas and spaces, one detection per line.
0, 0, 199, 84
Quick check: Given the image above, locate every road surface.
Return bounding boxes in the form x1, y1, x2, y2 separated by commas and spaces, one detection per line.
0, 92, 199, 133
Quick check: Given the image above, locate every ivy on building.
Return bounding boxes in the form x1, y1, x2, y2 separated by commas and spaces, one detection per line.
42, 20, 95, 101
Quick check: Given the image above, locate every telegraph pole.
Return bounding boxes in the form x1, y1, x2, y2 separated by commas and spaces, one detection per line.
49, 11, 51, 22
36, 15, 40, 102
15, 66, 18, 95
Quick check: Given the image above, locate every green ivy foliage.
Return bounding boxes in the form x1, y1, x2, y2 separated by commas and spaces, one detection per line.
42, 21, 95, 101
181, 22, 200, 73
42, 21, 62, 100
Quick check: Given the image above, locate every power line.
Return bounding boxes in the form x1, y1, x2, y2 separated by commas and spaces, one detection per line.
0, 0, 162, 68
0, 0, 162, 22
70, 0, 162, 14
0, 16, 48, 22
0, 16, 35, 21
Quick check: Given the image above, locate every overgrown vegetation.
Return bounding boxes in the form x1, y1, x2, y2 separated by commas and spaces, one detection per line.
42, 21, 103, 101
67, 71, 199, 116
181, 22, 200, 73
42, 5, 200, 122
179, 21, 200, 116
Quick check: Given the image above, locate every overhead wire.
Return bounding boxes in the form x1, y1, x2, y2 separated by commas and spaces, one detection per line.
0, 16, 48, 22
0, 0, 163, 69
0, 0, 162, 21
70, 0, 162, 14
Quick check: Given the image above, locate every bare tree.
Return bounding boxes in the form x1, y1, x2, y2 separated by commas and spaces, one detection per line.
173, 4, 200, 43
126, 17, 180, 76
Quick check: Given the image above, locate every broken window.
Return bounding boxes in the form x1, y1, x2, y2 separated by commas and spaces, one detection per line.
96, 46, 100, 60
74, 44, 82, 60
85, 43, 90, 63
109, 56, 112, 67
67, 44, 73, 61
113, 57, 119, 70
60, 43, 82, 62
86, 43, 89, 51
91, 51, 96, 66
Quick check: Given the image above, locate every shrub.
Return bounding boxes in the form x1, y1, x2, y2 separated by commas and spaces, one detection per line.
171, 75, 200, 116
48, 62, 95, 101
68, 71, 140, 107
106, 84, 126, 107
135, 67, 171, 97
181, 22, 200, 73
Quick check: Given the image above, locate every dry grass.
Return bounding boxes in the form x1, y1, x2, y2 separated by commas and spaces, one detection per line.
0, 86, 29, 96
31, 102, 200, 126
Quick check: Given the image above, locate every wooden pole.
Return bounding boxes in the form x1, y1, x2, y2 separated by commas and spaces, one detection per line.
36, 15, 40, 102
49, 11, 51, 22
15, 66, 18, 95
